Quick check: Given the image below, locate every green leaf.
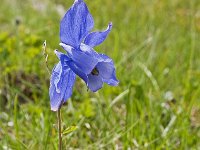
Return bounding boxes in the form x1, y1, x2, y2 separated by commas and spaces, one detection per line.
62, 126, 78, 135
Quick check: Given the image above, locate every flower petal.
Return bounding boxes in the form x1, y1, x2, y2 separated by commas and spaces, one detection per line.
102, 73, 119, 86
66, 60, 88, 85
54, 49, 87, 82
54, 49, 71, 61
60, 43, 100, 75
49, 61, 76, 111
80, 43, 100, 59
71, 50, 99, 75
59, 43, 73, 54
60, 0, 94, 48
84, 23, 112, 47
88, 74, 103, 92
96, 54, 119, 86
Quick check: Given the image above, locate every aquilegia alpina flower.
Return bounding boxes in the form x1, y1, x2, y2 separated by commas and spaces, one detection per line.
49, 0, 119, 111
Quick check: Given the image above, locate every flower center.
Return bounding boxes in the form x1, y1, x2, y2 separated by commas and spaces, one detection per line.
91, 67, 99, 76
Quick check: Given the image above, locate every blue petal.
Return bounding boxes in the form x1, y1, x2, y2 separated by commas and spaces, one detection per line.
62, 69, 76, 101
96, 54, 119, 86
102, 72, 119, 86
88, 74, 103, 92
84, 23, 112, 47
57, 44, 96, 86
49, 61, 76, 111
71, 50, 99, 74
60, 43, 100, 75
60, 0, 94, 48
66, 60, 88, 85
79, 43, 100, 59
59, 43, 73, 54
54, 49, 70, 61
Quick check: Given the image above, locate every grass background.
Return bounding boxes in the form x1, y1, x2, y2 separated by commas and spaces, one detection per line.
0, 0, 200, 149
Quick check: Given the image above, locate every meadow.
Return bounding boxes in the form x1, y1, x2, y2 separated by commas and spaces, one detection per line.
0, 0, 200, 149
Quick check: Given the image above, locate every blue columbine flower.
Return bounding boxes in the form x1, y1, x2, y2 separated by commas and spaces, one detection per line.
49, 0, 119, 111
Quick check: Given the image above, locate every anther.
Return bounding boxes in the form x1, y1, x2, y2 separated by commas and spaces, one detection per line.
91, 68, 99, 76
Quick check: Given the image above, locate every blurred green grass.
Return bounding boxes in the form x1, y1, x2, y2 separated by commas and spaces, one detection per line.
0, 0, 200, 149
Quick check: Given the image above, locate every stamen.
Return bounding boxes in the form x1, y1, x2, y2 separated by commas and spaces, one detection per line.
91, 67, 99, 76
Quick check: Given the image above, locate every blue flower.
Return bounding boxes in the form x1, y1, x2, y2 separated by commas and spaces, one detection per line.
49, 0, 119, 111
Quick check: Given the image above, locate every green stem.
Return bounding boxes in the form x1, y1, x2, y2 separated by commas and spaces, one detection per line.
57, 108, 62, 150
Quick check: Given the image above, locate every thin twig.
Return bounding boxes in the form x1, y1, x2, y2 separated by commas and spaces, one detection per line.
42, 40, 51, 75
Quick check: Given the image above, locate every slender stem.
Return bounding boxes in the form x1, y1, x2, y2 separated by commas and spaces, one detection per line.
57, 108, 62, 150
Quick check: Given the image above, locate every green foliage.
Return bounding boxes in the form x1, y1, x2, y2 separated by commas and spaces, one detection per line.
62, 126, 78, 135
0, 0, 200, 149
